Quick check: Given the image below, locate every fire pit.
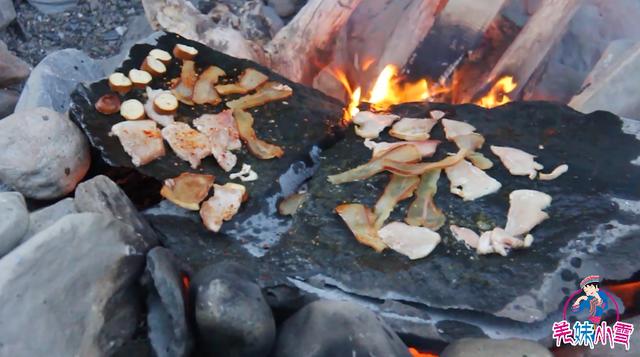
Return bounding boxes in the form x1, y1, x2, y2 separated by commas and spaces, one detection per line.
67, 29, 640, 351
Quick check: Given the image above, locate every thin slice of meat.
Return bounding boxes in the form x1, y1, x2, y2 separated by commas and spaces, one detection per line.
445, 159, 501, 201
476, 231, 494, 255
144, 87, 176, 127
405, 169, 445, 230
192, 66, 225, 105
225, 82, 293, 110
504, 189, 552, 237
389, 117, 438, 141
490, 145, 543, 179
539, 164, 568, 181
373, 174, 420, 229
161, 122, 212, 169
160, 173, 214, 210
335, 203, 387, 252
233, 109, 284, 159
450, 225, 479, 249
364, 139, 439, 159
328, 145, 421, 184
453, 133, 484, 152
193, 111, 240, 171
488, 227, 526, 256
278, 192, 308, 216
109, 120, 165, 166
200, 183, 246, 232
442, 119, 476, 140
352, 111, 399, 139
378, 221, 441, 260
466, 152, 493, 170
171, 60, 198, 105
215, 68, 269, 95
382, 149, 468, 177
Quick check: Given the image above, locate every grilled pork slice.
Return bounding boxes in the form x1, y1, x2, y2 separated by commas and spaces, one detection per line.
110, 120, 165, 166
504, 189, 552, 237
193, 111, 241, 171
148, 48, 172, 64
335, 203, 387, 252
233, 109, 284, 159
144, 88, 175, 127
225, 82, 293, 110
200, 183, 246, 232
161, 122, 212, 169
445, 159, 501, 201
128, 69, 152, 89
352, 111, 399, 139
405, 169, 445, 230
441, 119, 476, 140
108, 72, 132, 95
171, 60, 198, 105
364, 139, 440, 159
490, 145, 543, 179
373, 174, 420, 229
487, 227, 527, 256
173, 43, 198, 60
141, 55, 167, 77
120, 99, 145, 120
161, 172, 214, 210
389, 117, 438, 141
450, 225, 479, 249
476, 231, 494, 255
95, 93, 121, 115
193, 66, 225, 105
539, 164, 568, 181
215, 68, 269, 95
378, 221, 441, 260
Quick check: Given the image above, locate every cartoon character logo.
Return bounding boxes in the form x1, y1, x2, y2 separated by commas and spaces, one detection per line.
553, 274, 635, 351
571, 275, 609, 325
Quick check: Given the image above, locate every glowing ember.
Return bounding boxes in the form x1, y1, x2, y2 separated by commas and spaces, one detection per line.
605, 281, 640, 310
408, 347, 438, 357
476, 76, 517, 109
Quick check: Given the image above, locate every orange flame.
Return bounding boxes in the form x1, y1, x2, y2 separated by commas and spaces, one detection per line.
369, 65, 429, 112
334, 64, 431, 121
476, 76, 517, 108
409, 347, 438, 357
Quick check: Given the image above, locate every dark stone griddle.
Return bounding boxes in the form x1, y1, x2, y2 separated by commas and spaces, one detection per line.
69, 32, 345, 202
261, 101, 640, 321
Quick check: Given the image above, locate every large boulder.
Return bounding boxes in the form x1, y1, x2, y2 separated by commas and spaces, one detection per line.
0, 192, 28, 257
0, 89, 19, 119
15, 48, 104, 112
0, 213, 149, 356
22, 197, 76, 242
0, 107, 90, 199
0, 0, 15, 31
145, 247, 193, 357
441, 338, 552, 357
26, 0, 78, 15
191, 261, 276, 357
275, 300, 411, 357
74, 175, 159, 247
0, 41, 30, 87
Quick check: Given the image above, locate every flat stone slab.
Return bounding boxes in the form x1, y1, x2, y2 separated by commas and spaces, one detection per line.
145, 102, 640, 341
